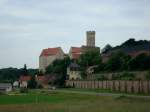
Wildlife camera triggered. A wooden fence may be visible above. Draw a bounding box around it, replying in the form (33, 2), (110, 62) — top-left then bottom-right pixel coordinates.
(66, 80), (150, 94)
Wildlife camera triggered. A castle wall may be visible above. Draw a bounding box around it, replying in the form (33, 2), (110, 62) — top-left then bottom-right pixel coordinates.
(66, 80), (150, 94)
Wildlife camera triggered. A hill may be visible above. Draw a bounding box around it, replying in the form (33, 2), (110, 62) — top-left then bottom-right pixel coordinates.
(102, 38), (150, 54)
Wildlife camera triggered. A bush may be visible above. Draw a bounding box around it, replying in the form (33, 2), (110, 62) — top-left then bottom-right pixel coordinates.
(28, 76), (37, 89)
(0, 91), (6, 95)
(20, 88), (28, 93)
(120, 72), (135, 80)
(145, 71), (150, 80)
(97, 74), (107, 80)
(64, 85), (73, 88)
(112, 73), (121, 80)
(37, 84), (43, 89)
(111, 72), (135, 80)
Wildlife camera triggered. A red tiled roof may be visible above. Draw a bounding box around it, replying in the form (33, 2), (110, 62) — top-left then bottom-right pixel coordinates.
(36, 75), (56, 84)
(71, 47), (82, 53)
(71, 47), (82, 59)
(36, 76), (45, 81)
(72, 53), (81, 59)
(19, 76), (31, 82)
(40, 47), (61, 57)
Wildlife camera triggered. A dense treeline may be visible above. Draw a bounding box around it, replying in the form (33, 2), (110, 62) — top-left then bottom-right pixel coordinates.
(100, 38), (150, 72)
(77, 51), (150, 80)
(0, 67), (38, 83)
(79, 51), (150, 72)
(104, 52), (150, 71)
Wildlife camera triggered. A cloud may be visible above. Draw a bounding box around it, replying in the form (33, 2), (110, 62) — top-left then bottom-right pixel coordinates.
(0, 0), (150, 68)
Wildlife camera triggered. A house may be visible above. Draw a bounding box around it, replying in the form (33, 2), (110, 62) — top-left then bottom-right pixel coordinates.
(19, 76), (31, 88)
(67, 63), (81, 80)
(13, 81), (19, 88)
(0, 83), (12, 92)
(39, 47), (65, 73)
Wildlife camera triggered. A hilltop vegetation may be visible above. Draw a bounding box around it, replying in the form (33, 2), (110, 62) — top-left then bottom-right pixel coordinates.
(102, 38), (150, 54)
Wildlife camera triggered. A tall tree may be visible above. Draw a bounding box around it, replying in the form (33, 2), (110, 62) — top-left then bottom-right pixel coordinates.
(102, 44), (112, 53)
(78, 50), (102, 78)
(128, 53), (150, 70)
(28, 76), (37, 89)
(22, 64), (28, 75)
(46, 57), (71, 86)
(78, 50), (101, 67)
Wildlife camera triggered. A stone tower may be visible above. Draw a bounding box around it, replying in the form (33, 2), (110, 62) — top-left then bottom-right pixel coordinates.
(86, 31), (95, 47)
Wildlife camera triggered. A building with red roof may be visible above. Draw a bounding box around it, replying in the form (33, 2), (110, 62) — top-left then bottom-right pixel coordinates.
(19, 76), (31, 82)
(39, 47), (64, 73)
(19, 75), (31, 88)
(68, 31), (100, 60)
(69, 47), (82, 60)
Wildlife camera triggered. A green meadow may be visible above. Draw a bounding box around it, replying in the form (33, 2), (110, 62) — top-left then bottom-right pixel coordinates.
(0, 90), (150, 112)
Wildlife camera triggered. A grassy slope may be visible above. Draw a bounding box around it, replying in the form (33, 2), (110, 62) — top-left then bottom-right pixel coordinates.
(0, 90), (150, 112)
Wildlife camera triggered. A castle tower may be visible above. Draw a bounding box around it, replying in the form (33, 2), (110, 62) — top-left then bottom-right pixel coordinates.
(86, 31), (95, 47)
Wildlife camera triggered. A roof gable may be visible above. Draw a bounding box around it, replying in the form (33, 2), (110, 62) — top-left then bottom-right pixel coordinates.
(40, 47), (61, 57)
(71, 47), (82, 53)
(70, 47), (82, 59)
(19, 76), (31, 82)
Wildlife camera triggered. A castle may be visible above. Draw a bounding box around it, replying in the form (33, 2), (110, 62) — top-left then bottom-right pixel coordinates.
(39, 31), (100, 73)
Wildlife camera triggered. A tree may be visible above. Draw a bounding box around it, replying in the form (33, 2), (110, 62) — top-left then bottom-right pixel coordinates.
(119, 72), (135, 80)
(78, 50), (101, 67)
(128, 53), (150, 70)
(78, 50), (102, 78)
(105, 51), (131, 71)
(145, 71), (150, 80)
(28, 76), (37, 89)
(22, 64), (28, 75)
(45, 57), (71, 87)
(0, 68), (22, 83)
(0, 67), (38, 83)
(122, 38), (136, 46)
(102, 44), (112, 53)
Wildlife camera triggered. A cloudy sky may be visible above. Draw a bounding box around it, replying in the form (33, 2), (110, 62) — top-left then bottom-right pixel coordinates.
(0, 0), (150, 69)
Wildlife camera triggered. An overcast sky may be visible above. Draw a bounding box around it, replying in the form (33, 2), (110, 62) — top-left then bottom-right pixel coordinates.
(0, 0), (150, 69)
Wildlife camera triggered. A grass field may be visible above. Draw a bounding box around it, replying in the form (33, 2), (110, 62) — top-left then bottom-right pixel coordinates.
(59, 88), (150, 95)
(0, 90), (150, 112)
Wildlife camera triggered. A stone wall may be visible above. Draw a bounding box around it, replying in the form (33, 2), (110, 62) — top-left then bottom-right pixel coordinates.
(66, 80), (150, 94)
(95, 71), (148, 80)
